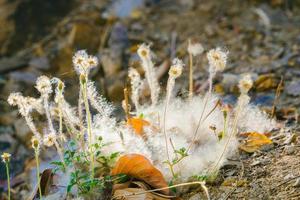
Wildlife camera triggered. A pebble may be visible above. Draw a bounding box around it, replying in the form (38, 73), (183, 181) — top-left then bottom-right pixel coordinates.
(189, 193), (202, 200)
(284, 145), (296, 155)
(284, 174), (294, 180)
(286, 80), (300, 96)
(14, 119), (32, 143)
(293, 178), (300, 187)
(251, 160), (261, 166)
(29, 56), (50, 71)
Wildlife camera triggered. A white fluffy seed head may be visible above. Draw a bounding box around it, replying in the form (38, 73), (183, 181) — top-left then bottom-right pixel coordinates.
(72, 50), (98, 75)
(7, 92), (22, 106)
(137, 43), (151, 59)
(1, 152), (11, 163)
(207, 47), (228, 72)
(43, 133), (56, 147)
(238, 74), (253, 94)
(35, 76), (52, 95)
(169, 58), (184, 79)
(31, 136), (40, 150)
(188, 41), (204, 56)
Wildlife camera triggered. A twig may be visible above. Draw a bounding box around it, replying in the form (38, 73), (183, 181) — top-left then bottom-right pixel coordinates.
(273, 175), (300, 189)
(112, 181), (210, 200)
(271, 77), (283, 118)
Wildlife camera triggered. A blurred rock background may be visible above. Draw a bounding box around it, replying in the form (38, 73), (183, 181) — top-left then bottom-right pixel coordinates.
(0, 0), (300, 198)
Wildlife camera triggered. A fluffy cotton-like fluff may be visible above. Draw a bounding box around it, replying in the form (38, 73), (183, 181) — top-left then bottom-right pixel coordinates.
(93, 115), (125, 155)
(121, 127), (153, 159)
(117, 94), (273, 182)
(92, 114), (152, 159)
(238, 105), (275, 133)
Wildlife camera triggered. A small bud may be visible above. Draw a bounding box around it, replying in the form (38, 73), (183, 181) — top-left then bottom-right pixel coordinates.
(58, 81), (64, 91)
(1, 152), (11, 163)
(31, 137), (40, 149)
(238, 74), (253, 94)
(188, 40), (204, 56)
(43, 134), (56, 147)
(207, 47), (228, 72)
(137, 43), (150, 59)
(168, 58), (184, 79)
(209, 125), (216, 131)
(80, 74), (86, 85)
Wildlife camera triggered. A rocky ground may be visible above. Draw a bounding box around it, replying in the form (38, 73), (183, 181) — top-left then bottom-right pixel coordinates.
(0, 0), (300, 199)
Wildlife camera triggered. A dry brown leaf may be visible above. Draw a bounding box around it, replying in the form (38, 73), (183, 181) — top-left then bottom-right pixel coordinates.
(30, 169), (54, 200)
(222, 178), (247, 187)
(111, 154), (169, 195)
(239, 132), (272, 153)
(127, 117), (150, 136)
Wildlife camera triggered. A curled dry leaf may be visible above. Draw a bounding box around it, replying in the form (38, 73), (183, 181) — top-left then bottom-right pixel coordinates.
(239, 132), (272, 153)
(111, 154), (169, 195)
(127, 117), (150, 136)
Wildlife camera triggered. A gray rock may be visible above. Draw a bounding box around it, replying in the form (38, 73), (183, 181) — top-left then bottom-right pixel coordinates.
(293, 178), (300, 187)
(29, 56), (50, 71)
(286, 80), (300, 96)
(284, 145), (296, 155)
(14, 119), (32, 143)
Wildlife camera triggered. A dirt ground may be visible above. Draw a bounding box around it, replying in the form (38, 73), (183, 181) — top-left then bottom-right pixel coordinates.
(0, 0), (300, 199)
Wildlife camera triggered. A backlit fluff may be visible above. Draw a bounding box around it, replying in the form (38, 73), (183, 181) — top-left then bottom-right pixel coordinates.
(1, 152), (11, 163)
(35, 76), (52, 96)
(238, 74), (253, 94)
(137, 43), (160, 105)
(207, 47), (228, 73)
(188, 41), (204, 56)
(169, 58), (184, 79)
(72, 50), (98, 75)
(128, 68), (143, 110)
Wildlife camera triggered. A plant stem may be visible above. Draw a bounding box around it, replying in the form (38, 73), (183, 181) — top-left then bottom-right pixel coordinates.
(35, 150), (42, 200)
(187, 71), (215, 152)
(163, 78), (174, 163)
(81, 80), (95, 179)
(189, 51), (193, 99)
(53, 139), (66, 169)
(123, 88), (130, 120)
(209, 97), (243, 174)
(5, 162), (10, 200)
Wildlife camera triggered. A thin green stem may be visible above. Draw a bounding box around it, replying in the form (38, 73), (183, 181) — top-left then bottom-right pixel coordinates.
(5, 162), (10, 200)
(35, 150), (42, 200)
(81, 80), (95, 178)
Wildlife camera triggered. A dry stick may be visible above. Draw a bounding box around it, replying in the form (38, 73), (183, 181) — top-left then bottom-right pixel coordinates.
(271, 77), (283, 118)
(273, 174), (300, 189)
(112, 181), (210, 200)
(188, 39), (193, 99)
(187, 72), (215, 152)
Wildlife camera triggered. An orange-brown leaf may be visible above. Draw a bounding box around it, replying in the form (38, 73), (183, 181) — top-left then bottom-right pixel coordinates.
(127, 118), (150, 136)
(239, 132), (272, 153)
(111, 154), (169, 195)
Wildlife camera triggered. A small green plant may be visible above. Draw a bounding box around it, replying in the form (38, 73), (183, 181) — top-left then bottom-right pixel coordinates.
(51, 136), (119, 197)
(1, 152), (11, 200)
